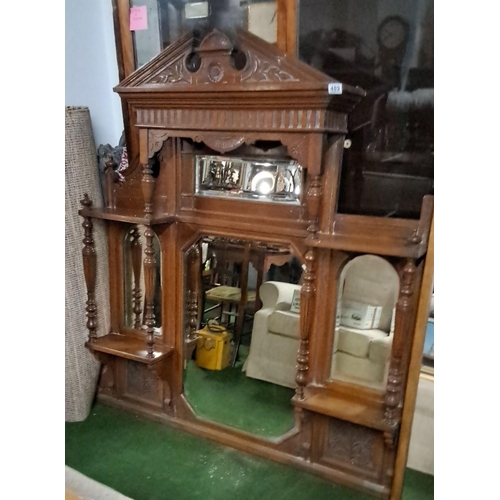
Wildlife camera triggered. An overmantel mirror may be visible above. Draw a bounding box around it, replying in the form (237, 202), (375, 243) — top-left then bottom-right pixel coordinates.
(80, 26), (433, 500)
(131, 0), (280, 68)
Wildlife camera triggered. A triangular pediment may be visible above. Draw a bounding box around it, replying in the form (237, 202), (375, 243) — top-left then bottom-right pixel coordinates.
(115, 29), (364, 100)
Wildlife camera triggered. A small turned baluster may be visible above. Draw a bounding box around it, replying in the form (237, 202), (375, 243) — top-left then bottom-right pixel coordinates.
(142, 161), (155, 218)
(306, 175), (322, 240)
(80, 194), (97, 343)
(187, 291), (198, 340)
(187, 245), (201, 341)
(130, 226), (143, 329)
(185, 245), (201, 363)
(143, 227), (157, 357)
(384, 258), (417, 426)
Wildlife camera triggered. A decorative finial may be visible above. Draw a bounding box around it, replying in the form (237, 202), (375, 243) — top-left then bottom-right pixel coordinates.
(80, 193), (93, 209)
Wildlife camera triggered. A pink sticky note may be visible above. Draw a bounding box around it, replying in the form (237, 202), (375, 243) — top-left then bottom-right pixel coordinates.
(130, 6), (148, 31)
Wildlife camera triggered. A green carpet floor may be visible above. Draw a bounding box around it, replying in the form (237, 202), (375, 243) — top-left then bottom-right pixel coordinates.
(65, 403), (433, 500)
(183, 345), (296, 438)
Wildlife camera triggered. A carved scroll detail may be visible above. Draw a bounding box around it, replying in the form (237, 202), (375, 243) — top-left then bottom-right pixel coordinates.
(384, 258), (417, 426)
(281, 135), (308, 168)
(130, 226), (143, 329)
(80, 194), (97, 344)
(150, 59), (192, 85)
(241, 53), (298, 83)
(143, 227), (157, 357)
(148, 130), (170, 159)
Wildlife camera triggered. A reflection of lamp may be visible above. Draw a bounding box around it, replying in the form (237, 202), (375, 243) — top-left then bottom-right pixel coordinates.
(257, 181), (272, 194)
(251, 171), (275, 194)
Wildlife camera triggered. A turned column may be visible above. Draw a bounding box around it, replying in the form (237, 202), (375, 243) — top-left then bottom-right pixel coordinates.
(185, 244), (201, 364)
(130, 226), (143, 329)
(140, 128), (156, 218)
(384, 258), (417, 426)
(296, 174), (322, 400)
(80, 194), (98, 343)
(143, 227), (157, 357)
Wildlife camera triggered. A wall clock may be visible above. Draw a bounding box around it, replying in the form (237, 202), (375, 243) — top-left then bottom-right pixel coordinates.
(377, 15), (409, 52)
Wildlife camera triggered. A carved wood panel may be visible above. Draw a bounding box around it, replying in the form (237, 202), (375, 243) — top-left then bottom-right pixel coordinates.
(326, 419), (377, 470)
(320, 417), (386, 484)
(124, 360), (163, 407)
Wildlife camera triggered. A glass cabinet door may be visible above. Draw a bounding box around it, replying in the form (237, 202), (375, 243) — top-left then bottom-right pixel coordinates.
(297, 0), (434, 219)
(131, 0), (278, 68)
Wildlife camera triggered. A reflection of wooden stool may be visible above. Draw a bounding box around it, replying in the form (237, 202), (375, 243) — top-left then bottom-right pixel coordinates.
(203, 241), (252, 367)
(201, 238), (294, 367)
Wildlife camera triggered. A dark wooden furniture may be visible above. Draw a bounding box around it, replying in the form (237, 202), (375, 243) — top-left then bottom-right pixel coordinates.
(80, 29), (433, 500)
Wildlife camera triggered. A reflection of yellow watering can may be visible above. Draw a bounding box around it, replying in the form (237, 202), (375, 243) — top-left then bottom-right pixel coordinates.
(195, 321), (232, 371)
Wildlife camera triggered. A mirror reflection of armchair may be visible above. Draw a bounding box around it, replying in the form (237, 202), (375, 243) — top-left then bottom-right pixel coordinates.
(244, 281), (301, 389)
(331, 255), (399, 388)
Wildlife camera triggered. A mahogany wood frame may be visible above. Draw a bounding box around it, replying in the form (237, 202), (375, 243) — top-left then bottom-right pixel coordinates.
(82, 27), (434, 500)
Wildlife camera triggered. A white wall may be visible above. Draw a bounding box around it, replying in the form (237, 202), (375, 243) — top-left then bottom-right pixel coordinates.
(65, 0), (124, 147)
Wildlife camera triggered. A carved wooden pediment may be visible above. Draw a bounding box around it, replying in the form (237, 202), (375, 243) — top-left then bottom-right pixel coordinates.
(114, 29), (364, 109)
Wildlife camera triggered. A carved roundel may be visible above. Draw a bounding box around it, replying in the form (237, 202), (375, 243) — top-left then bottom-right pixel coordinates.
(208, 62), (224, 83)
(201, 136), (245, 154)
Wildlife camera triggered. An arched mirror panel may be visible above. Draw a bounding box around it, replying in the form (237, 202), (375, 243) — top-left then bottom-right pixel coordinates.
(330, 254), (399, 390)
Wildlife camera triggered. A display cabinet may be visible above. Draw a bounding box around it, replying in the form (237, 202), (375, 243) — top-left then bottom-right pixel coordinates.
(80, 28), (433, 499)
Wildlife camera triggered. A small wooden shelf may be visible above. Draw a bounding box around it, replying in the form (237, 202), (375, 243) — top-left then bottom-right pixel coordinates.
(86, 333), (174, 364)
(79, 207), (177, 226)
(292, 389), (393, 433)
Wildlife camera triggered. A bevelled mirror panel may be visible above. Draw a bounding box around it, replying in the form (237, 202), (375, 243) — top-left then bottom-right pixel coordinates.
(194, 155), (303, 204)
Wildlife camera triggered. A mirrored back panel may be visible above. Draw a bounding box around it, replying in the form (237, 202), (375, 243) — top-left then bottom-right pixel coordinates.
(195, 155), (303, 204)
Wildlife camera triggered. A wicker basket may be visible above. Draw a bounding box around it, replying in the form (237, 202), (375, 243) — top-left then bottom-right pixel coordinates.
(65, 107), (110, 421)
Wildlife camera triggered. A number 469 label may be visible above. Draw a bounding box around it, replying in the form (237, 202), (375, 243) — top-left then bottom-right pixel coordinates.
(328, 82), (343, 95)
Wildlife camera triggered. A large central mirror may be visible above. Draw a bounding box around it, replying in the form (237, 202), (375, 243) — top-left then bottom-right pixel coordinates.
(182, 235), (304, 439)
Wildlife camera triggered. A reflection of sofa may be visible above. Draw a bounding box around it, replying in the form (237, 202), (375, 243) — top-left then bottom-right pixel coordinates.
(331, 326), (393, 384)
(331, 255), (399, 388)
(244, 281), (301, 388)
